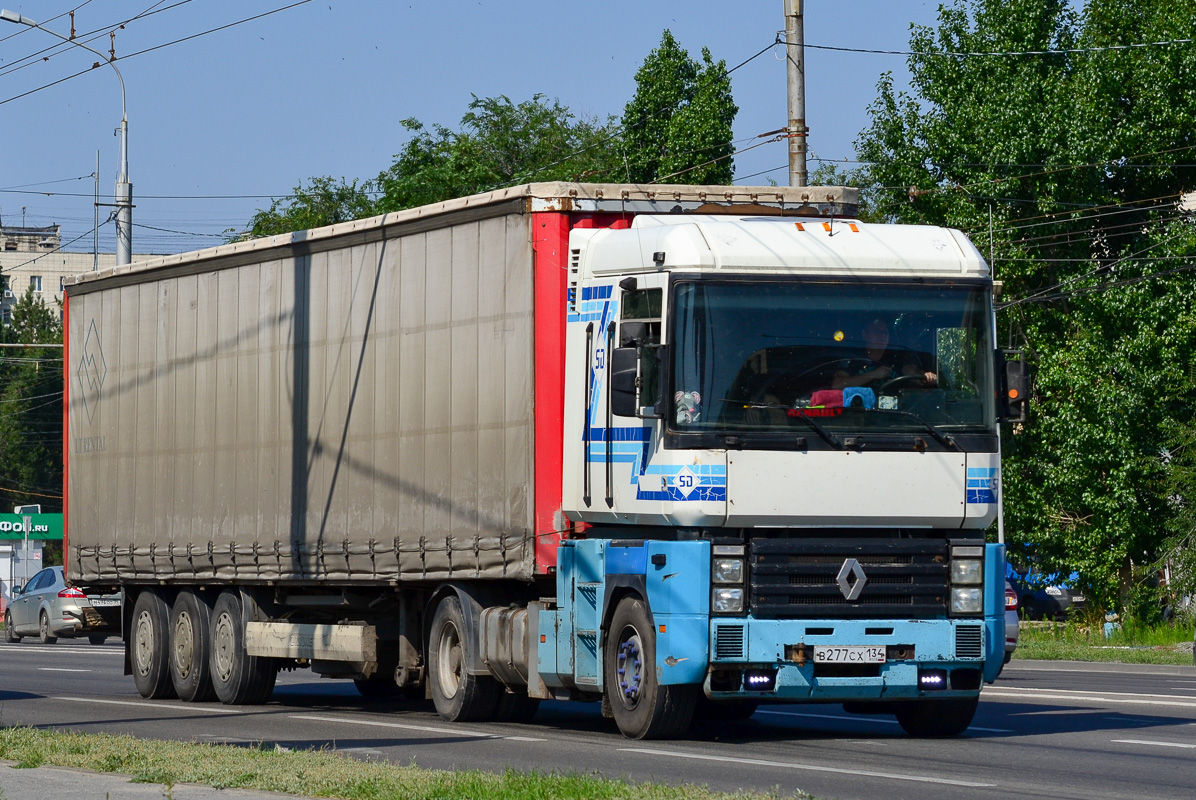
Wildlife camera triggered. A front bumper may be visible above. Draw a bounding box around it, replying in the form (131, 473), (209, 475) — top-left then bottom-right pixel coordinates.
(705, 616), (1001, 701)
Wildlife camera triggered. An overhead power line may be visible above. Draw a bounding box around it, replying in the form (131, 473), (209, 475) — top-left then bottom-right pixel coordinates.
(0, 0), (312, 108)
(789, 37), (1196, 58)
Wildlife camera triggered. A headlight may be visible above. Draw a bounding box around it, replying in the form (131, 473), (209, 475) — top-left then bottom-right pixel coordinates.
(712, 558), (744, 584)
(712, 587), (744, 613)
(951, 587), (983, 615)
(950, 559), (983, 585)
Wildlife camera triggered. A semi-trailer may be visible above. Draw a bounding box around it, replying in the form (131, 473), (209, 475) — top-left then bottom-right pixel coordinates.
(65, 182), (1015, 739)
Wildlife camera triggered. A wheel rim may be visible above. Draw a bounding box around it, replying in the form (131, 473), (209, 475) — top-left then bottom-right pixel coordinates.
(40, 613), (50, 639)
(615, 625), (644, 709)
(174, 611), (194, 678)
(212, 610), (236, 683)
(134, 609), (154, 676)
(436, 619), (463, 699)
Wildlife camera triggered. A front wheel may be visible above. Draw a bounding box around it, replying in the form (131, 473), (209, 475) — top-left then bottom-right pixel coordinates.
(38, 611), (58, 644)
(894, 696), (979, 737)
(4, 611), (19, 643)
(604, 597), (696, 739)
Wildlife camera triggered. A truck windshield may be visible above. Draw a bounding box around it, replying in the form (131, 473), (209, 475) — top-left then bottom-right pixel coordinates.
(669, 279), (995, 439)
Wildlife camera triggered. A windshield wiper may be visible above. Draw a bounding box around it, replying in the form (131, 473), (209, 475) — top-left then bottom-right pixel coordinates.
(874, 409), (957, 449)
(729, 400), (843, 449)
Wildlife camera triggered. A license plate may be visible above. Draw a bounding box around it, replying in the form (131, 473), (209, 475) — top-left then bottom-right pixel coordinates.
(1071, 595), (1085, 603)
(88, 599), (119, 607)
(813, 645), (886, 664)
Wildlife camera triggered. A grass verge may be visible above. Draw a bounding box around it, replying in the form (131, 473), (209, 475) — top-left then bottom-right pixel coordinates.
(1013, 620), (1195, 666)
(0, 726), (802, 800)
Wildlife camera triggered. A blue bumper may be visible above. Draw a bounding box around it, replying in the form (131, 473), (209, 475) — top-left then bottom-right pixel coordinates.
(706, 616), (992, 701)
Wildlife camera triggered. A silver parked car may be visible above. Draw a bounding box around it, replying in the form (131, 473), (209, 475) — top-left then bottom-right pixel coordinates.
(4, 566), (120, 644)
(1004, 579), (1020, 663)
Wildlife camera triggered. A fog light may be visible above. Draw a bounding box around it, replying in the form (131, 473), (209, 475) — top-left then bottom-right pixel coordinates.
(950, 559), (983, 585)
(951, 587), (983, 614)
(919, 668), (948, 690)
(713, 558), (744, 584)
(744, 668), (777, 692)
(713, 587), (744, 613)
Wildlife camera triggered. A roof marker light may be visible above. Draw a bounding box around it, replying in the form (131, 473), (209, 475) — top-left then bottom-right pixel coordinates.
(849, 223), (860, 232)
(794, 222), (805, 232)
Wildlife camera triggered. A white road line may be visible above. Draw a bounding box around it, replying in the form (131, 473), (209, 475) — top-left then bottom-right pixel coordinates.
(38, 668), (90, 673)
(984, 687), (1196, 709)
(290, 714), (543, 742)
(755, 709), (1013, 733)
(57, 697), (244, 715)
(620, 747), (996, 788)
(1113, 739), (1196, 750)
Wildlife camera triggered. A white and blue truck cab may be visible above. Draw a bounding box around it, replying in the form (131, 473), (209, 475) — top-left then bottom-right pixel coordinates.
(539, 210), (1017, 738)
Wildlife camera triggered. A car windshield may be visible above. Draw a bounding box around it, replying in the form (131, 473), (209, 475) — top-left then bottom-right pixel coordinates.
(669, 279), (995, 438)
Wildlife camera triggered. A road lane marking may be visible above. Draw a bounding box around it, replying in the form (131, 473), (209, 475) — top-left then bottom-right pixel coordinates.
(39, 668), (90, 673)
(1113, 739), (1196, 750)
(756, 709), (1013, 733)
(984, 687), (1196, 709)
(58, 697), (244, 714)
(289, 714), (544, 742)
(620, 747), (996, 787)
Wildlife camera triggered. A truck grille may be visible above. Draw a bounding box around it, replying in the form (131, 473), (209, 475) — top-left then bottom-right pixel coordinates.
(955, 625), (983, 659)
(714, 624), (746, 660)
(750, 538), (950, 619)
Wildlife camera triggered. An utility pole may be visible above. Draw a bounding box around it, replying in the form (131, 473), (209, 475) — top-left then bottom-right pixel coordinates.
(784, 0), (808, 187)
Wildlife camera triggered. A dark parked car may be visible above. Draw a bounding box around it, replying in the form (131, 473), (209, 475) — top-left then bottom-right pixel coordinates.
(1009, 574), (1087, 621)
(4, 566), (120, 644)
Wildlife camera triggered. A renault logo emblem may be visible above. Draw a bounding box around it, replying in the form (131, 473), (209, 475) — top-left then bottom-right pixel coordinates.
(836, 558), (868, 601)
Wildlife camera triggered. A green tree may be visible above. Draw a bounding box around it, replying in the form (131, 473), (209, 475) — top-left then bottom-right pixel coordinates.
(619, 30), (738, 185)
(241, 176), (377, 239)
(0, 287), (64, 513)
(853, 0), (1196, 614)
(376, 94), (620, 211)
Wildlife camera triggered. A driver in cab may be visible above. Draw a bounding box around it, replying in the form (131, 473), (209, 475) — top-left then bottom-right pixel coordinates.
(832, 317), (937, 391)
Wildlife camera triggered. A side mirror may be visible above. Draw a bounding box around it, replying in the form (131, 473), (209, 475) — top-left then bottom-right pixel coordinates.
(12, 584), (22, 596)
(610, 347), (639, 417)
(999, 351), (1028, 423)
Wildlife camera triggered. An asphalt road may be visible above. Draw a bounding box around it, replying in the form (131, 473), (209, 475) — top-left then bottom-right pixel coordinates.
(2, 639), (1195, 800)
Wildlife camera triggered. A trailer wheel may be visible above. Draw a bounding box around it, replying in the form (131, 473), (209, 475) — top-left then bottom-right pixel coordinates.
(605, 597), (696, 739)
(427, 595), (499, 721)
(170, 590), (215, 702)
(131, 590), (176, 699)
(894, 696), (979, 737)
(210, 591), (276, 705)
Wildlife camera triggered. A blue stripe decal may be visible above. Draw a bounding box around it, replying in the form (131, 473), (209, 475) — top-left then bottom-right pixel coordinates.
(966, 467), (998, 504)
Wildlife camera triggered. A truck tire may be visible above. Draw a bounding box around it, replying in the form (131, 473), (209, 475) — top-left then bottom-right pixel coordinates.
(894, 696), (979, 737)
(131, 590), (176, 699)
(38, 611), (58, 644)
(428, 595), (500, 722)
(4, 611), (20, 643)
(605, 597), (697, 739)
(210, 591), (276, 705)
(170, 590), (216, 702)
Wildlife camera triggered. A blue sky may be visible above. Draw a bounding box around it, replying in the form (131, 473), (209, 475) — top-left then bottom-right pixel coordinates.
(0, 1), (944, 255)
